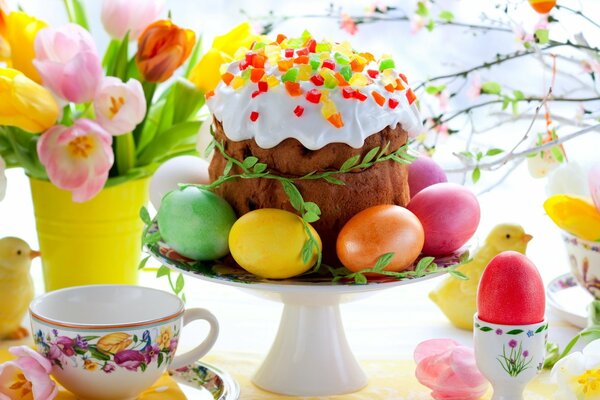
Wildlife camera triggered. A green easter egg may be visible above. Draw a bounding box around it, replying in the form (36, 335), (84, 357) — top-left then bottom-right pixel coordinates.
(157, 187), (237, 260)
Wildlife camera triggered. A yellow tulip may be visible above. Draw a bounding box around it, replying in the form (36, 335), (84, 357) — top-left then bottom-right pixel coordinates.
(189, 22), (260, 93)
(0, 10), (47, 82)
(189, 49), (234, 94)
(544, 195), (600, 241)
(0, 6), (8, 62)
(0, 68), (59, 133)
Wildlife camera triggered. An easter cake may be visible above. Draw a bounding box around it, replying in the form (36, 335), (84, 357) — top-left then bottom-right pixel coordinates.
(206, 32), (422, 265)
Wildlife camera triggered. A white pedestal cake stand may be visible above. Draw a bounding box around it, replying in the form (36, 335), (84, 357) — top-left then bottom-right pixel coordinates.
(148, 225), (464, 396)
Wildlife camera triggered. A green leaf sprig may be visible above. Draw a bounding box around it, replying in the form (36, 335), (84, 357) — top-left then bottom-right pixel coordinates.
(330, 251), (470, 285)
(139, 206), (186, 302)
(187, 128), (417, 275)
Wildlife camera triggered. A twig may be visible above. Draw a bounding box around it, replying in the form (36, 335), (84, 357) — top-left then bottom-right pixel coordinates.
(504, 89), (551, 156)
(556, 4), (600, 30)
(415, 42), (600, 91)
(445, 123), (600, 173)
(438, 96), (600, 126)
(242, 10), (513, 34)
(477, 158), (525, 196)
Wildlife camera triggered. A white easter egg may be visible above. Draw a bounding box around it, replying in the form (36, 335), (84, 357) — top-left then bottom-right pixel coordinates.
(149, 156), (210, 209)
(196, 115), (215, 160)
(546, 161), (589, 197)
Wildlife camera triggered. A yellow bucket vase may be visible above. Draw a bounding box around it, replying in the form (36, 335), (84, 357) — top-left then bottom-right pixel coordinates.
(30, 178), (149, 291)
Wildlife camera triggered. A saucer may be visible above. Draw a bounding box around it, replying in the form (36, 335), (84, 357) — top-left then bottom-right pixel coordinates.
(170, 361), (240, 399)
(547, 273), (593, 328)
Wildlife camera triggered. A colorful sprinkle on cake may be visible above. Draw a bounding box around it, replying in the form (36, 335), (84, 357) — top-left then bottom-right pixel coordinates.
(207, 30), (422, 151)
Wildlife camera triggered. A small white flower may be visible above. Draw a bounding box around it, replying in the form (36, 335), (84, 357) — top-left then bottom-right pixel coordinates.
(552, 339), (600, 399)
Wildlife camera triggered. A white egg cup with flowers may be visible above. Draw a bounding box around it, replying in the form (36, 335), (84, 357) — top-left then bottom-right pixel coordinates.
(0, 0), (208, 291)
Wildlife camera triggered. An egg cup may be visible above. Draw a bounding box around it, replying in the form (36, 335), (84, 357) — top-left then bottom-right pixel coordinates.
(473, 315), (548, 400)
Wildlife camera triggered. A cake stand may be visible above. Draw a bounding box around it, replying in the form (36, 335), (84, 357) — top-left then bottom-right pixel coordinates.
(147, 223), (466, 396)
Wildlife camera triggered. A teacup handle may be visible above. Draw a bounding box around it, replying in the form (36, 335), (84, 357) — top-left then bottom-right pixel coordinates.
(169, 308), (219, 370)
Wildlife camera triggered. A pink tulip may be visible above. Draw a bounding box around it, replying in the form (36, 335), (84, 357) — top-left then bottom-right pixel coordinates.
(101, 0), (165, 40)
(33, 23), (103, 103)
(94, 77), (146, 135)
(0, 346), (58, 400)
(414, 339), (488, 400)
(37, 119), (114, 203)
(590, 164), (600, 214)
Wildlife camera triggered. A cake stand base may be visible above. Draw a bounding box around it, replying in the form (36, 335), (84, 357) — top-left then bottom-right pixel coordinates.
(148, 224), (467, 396)
(252, 298), (367, 396)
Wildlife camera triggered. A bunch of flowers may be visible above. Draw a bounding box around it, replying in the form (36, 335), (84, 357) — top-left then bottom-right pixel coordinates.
(0, 0), (234, 202)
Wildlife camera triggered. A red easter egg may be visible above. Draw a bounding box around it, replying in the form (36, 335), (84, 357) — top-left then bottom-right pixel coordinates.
(477, 251), (545, 325)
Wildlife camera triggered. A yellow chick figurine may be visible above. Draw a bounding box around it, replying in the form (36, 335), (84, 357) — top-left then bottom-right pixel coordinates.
(429, 224), (532, 330)
(0, 237), (40, 340)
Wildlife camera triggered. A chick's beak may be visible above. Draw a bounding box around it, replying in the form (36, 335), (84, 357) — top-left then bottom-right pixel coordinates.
(29, 250), (41, 260)
(523, 234), (533, 244)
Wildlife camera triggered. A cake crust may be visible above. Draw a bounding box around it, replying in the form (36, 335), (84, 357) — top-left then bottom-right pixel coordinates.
(209, 117), (410, 266)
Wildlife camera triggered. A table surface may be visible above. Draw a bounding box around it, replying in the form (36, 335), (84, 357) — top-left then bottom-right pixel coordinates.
(0, 154), (593, 398)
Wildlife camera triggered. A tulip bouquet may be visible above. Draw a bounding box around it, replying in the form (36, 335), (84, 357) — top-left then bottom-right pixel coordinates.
(0, 0), (211, 202)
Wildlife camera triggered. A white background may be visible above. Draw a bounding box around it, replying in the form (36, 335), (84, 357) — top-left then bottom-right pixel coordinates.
(2, 0), (598, 359)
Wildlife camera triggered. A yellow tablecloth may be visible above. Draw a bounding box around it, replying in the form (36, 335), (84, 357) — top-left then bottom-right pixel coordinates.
(201, 353), (558, 400)
(0, 348), (186, 399)
(0, 347), (558, 399)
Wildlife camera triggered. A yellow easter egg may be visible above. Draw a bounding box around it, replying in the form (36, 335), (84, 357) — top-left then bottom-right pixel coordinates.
(544, 195), (600, 241)
(228, 208), (321, 279)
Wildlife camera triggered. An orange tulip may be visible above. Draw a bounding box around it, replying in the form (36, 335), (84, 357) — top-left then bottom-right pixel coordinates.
(136, 19), (195, 83)
(528, 0), (556, 14)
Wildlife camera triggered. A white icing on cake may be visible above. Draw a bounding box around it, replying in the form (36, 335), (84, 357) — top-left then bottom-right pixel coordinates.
(206, 37), (423, 151)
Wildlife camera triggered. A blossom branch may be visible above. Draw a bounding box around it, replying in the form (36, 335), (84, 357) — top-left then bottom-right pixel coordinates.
(555, 4), (600, 30)
(415, 42), (600, 91)
(434, 95), (600, 126)
(241, 9), (513, 34)
(445, 123), (600, 173)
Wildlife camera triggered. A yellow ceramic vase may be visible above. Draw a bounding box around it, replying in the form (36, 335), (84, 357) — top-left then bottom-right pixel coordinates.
(30, 178), (150, 291)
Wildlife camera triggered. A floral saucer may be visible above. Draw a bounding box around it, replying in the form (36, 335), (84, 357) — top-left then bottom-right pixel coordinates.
(547, 273), (592, 328)
(170, 361), (240, 399)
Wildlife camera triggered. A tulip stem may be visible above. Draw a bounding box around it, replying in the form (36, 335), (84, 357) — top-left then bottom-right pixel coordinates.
(63, 0), (90, 31)
(133, 82), (157, 144)
(115, 133), (136, 176)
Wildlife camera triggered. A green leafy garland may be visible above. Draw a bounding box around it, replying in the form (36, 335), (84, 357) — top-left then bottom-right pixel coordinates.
(181, 129), (468, 282)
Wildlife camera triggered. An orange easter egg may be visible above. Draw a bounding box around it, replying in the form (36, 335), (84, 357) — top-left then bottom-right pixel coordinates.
(336, 205), (424, 273)
(528, 0), (556, 14)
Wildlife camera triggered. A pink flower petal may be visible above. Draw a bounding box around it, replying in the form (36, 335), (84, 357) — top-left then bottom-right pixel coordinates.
(71, 171), (109, 203)
(415, 339), (488, 400)
(34, 24), (102, 103)
(450, 347), (488, 388)
(9, 347), (52, 374)
(101, 0), (165, 39)
(414, 338), (460, 364)
(93, 77), (146, 135)
(37, 119), (114, 202)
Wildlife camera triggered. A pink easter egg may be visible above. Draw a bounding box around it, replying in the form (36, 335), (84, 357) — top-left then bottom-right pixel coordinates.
(408, 156), (448, 198)
(407, 183), (480, 256)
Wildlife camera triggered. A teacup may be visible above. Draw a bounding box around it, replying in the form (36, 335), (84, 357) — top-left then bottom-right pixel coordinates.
(29, 285), (219, 400)
(562, 230), (600, 298)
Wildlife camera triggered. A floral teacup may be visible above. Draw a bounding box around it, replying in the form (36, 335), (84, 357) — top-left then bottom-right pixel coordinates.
(562, 230), (600, 299)
(29, 285), (219, 400)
